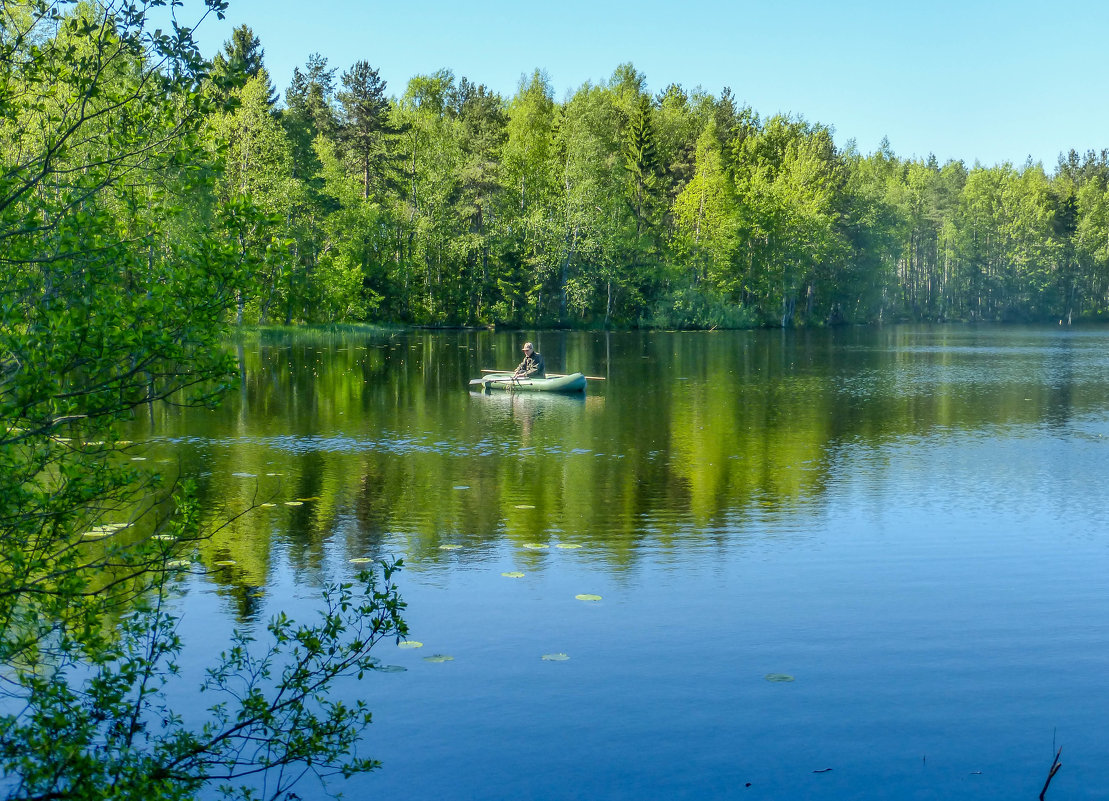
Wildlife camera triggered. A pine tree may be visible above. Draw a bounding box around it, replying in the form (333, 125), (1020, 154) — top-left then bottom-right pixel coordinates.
(337, 61), (405, 200)
(211, 24), (278, 107)
(284, 53), (340, 180)
(624, 92), (660, 236)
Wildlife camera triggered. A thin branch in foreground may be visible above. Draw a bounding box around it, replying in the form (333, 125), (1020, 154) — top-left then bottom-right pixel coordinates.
(1039, 746), (1062, 801)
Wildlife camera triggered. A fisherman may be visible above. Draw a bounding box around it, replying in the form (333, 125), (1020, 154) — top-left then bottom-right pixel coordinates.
(513, 342), (545, 379)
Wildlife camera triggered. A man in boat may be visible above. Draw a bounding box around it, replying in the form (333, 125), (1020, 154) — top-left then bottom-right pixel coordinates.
(514, 342), (545, 379)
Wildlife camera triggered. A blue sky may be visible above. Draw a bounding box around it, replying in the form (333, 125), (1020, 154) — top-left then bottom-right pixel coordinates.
(187, 0), (1109, 170)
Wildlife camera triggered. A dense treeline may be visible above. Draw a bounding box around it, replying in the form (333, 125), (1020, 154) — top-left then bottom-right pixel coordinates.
(0, 2), (1102, 796)
(207, 26), (1109, 328)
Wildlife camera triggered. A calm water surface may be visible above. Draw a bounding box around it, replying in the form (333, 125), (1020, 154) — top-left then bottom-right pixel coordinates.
(131, 326), (1109, 800)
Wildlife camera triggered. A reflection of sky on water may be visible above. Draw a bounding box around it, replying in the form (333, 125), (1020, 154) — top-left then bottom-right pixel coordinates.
(141, 326), (1109, 801)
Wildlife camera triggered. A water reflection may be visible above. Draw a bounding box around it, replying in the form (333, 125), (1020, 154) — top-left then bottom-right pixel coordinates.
(127, 325), (1109, 614)
(119, 326), (1109, 801)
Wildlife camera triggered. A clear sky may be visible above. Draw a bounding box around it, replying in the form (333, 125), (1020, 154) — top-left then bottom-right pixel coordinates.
(185, 0), (1109, 170)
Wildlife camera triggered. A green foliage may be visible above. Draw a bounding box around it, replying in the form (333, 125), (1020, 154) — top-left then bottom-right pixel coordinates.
(337, 61), (405, 202)
(0, 3), (408, 798)
(172, 36), (1109, 328)
(1, 546), (406, 801)
(672, 120), (736, 288)
(623, 92), (661, 236)
(640, 286), (756, 329)
(210, 24), (277, 107)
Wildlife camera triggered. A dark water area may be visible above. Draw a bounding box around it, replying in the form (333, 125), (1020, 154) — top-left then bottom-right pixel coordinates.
(129, 325), (1109, 800)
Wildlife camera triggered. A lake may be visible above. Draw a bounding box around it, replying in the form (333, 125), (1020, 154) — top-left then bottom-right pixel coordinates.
(130, 325), (1109, 800)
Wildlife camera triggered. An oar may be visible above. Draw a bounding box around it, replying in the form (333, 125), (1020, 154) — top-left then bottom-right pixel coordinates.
(470, 374), (529, 386)
(480, 368), (606, 380)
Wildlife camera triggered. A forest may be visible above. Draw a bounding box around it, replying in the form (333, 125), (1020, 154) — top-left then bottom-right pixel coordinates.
(0, 1), (1106, 796)
(198, 27), (1109, 329)
(8, 8), (1109, 331)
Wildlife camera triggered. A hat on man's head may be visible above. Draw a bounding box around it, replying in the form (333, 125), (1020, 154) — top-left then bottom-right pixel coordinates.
(522, 342), (534, 351)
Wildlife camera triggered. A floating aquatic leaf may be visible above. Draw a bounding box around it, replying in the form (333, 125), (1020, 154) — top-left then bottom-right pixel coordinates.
(555, 543), (582, 550)
(575, 594), (602, 602)
(423, 654), (454, 663)
(130, 456), (146, 461)
(260, 502), (277, 508)
(375, 664), (407, 673)
(439, 544), (463, 550)
(522, 543), (549, 550)
(266, 472), (282, 476)
(214, 560), (236, 566)
(765, 673), (795, 682)
(284, 501), (303, 506)
(82, 522), (129, 538)
(514, 504), (535, 509)
(541, 653), (570, 661)
(501, 571), (525, 578)
(348, 557), (373, 564)
(453, 485), (470, 490)
(231, 472), (255, 477)
(397, 641), (423, 649)
(296, 496), (320, 502)
(165, 559), (191, 569)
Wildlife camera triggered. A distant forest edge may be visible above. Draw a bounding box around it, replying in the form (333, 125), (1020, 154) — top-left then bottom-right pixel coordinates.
(22, 15), (1109, 328)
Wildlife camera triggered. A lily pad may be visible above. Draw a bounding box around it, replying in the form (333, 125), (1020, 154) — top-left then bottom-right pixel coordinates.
(453, 485), (470, 490)
(438, 544), (463, 550)
(522, 543), (549, 550)
(259, 502), (277, 508)
(82, 522), (129, 538)
(214, 560), (236, 566)
(348, 557), (373, 564)
(765, 673), (795, 683)
(501, 571), (525, 578)
(555, 543), (582, 550)
(284, 501), (303, 507)
(397, 640), (423, 649)
(541, 653), (570, 661)
(423, 654), (454, 663)
(575, 594), (602, 602)
(375, 664), (407, 673)
(514, 504), (536, 509)
(296, 496), (320, 502)
(130, 456), (147, 461)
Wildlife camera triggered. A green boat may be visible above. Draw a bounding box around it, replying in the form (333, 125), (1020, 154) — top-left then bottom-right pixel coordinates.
(469, 372), (587, 393)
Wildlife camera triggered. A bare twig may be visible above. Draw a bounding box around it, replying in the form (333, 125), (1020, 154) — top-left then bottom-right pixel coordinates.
(1039, 746), (1062, 801)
